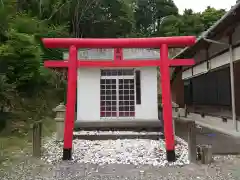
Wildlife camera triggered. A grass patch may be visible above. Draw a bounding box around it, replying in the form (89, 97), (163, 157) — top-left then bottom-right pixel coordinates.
(0, 117), (56, 168)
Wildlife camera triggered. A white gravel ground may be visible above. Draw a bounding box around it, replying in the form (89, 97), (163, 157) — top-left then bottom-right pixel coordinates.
(2, 130), (240, 180)
(41, 131), (189, 167)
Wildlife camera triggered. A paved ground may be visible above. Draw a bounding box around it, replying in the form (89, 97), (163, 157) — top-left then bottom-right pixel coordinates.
(175, 121), (240, 154)
(1, 155), (240, 180)
(1, 122), (240, 179)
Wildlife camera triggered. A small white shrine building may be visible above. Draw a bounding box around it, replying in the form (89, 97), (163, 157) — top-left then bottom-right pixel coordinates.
(63, 48), (161, 126)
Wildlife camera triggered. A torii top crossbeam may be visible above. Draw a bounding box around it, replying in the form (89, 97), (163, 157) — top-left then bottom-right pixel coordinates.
(42, 36), (196, 162)
(42, 36), (195, 48)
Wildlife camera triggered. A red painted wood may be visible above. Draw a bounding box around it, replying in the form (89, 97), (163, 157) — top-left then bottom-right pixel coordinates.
(44, 59), (195, 68)
(42, 37), (196, 161)
(42, 36), (196, 48)
(160, 44), (175, 152)
(44, 60), (160, 67)
(63, 45), (78, 149)
(114, 48), (123, 62)
(78, 60), (161, 67)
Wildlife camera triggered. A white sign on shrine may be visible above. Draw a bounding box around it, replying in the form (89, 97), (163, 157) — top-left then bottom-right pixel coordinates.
(63, 48), (160, 60)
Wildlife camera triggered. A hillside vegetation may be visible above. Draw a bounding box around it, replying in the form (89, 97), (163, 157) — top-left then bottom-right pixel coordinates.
(0, 0), (230, 135)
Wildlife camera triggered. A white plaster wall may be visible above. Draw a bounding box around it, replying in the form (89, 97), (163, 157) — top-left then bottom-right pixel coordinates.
(233, 45), (240, 61)
(182, 68), (192, 80)
(192, 62), (208, 76)
(135, 67), (158, 120)
(210, 51), (230, 69)
(76, 67), (158, 121)
(77, 68), (100, 121)
(232, 23), (240, 46)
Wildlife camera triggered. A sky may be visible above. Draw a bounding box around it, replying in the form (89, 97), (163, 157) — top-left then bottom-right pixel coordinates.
(174, 0), (237, 14)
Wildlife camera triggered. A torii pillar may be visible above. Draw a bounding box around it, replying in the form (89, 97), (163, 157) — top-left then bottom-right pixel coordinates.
(42, 36), (196, 162)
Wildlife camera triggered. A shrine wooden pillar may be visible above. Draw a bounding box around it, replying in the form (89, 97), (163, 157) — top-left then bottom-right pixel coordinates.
(62, 45), (78, 160)
(160, 44), (175, 161)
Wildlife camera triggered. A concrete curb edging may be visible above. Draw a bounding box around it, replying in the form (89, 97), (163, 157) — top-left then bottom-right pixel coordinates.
(195, 121), (240, 138)
(174, 116), (240, 138)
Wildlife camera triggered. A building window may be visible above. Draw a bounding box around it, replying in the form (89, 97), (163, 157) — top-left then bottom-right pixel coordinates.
(100, 69), (135, 118)
(100, 79), (117, 117)
(135, 70), (141, 105)
(118, 78), (135, 117)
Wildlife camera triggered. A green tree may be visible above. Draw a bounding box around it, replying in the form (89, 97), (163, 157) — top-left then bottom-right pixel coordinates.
(180, 9), (204, 36)
(201, 6), (226, 30)
(157, 9), (204, 37)
(0, 0), (233, 133)
(134, 0), (178, 36)
(78, 0), (135, 38)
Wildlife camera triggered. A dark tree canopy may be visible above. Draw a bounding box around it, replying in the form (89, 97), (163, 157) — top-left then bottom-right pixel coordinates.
(0, 0), (227, 123)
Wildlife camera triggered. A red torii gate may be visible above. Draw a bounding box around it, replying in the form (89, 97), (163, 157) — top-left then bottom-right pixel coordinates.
(42, 36), (196, 162)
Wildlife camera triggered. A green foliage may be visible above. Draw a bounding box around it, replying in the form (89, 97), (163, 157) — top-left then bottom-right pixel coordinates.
(0, 75), (15, 110)
(135, 0), (178, 36)
(0, 0), (228, 133)
(0, 8), (8, 39)
(201, 6), (226, 30)
(1, 29), (42, 93)
(156, 7), (225, 37)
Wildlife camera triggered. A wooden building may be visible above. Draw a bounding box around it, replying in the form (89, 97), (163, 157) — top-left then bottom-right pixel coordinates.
(171, 2), (240, 131)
